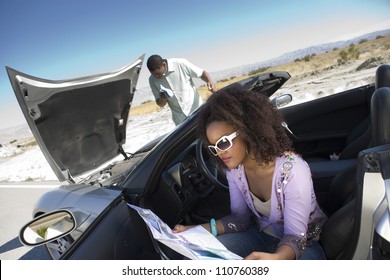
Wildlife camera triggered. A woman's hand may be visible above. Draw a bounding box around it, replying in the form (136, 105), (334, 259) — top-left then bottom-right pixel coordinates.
(171, 224), (194, 233)
(244, 245), (295, 260)
(244, 252), (280, 260)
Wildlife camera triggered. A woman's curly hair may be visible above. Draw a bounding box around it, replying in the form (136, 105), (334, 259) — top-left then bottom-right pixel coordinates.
(197, 84), (292, 166)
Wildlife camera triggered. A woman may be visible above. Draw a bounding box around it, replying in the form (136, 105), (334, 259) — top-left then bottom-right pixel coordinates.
(173, 85), (328, 260)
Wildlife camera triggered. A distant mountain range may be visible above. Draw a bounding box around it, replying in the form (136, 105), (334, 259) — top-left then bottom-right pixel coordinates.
(134, 28), (390, 106)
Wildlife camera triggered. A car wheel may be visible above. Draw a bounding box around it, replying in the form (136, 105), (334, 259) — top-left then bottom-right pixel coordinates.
(45, 235), (74, 260)
(195, 139), (229, 190)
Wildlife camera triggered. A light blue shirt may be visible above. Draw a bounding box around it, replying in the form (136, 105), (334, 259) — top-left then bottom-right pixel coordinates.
(149, 58), (204, 125)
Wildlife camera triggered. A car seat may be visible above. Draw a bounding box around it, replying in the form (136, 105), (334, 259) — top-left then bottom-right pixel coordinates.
(319, 164), (357, 259)
(319, 85), (390, 259)
(338, 64), (390, 159)
(307, 64), (390, 163)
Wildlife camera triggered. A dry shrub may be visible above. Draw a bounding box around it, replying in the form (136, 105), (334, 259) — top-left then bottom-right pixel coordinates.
(129, 101), (161, 116)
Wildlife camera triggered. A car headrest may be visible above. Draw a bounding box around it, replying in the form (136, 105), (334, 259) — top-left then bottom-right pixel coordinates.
(376, 64), (390, 89)
(371, 87), (390, 147)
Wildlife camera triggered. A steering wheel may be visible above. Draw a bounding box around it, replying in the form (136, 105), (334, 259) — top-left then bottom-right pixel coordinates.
(195, 139), (229, 191)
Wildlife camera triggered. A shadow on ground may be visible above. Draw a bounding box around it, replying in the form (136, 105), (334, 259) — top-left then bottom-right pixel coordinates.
(0, 236), (50, 260)
(0, 236), (23, 254)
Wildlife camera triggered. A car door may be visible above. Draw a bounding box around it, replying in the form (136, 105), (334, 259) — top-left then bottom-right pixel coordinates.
(59, 197), (166, 260)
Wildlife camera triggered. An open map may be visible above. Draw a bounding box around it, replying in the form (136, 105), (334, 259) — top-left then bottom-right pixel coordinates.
(128, 204), (242, 260)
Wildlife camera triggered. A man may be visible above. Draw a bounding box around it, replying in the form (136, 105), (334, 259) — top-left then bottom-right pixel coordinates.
(147, 54), (215, 125)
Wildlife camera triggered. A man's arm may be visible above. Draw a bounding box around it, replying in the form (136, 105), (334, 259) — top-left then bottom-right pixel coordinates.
(200, 70), (216, 92)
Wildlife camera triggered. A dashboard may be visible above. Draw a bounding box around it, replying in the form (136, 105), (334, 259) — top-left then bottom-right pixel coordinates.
(147, 141), (229, 227)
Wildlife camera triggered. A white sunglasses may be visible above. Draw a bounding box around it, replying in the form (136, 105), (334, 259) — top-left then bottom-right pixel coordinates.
(208, 131), (238, 156)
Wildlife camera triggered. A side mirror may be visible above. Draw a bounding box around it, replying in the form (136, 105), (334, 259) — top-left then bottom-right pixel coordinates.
(271, 94), (292, 108)
(19, 210), (76, 246)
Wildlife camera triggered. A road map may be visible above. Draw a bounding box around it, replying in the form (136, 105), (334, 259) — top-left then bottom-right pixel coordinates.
(128, 204), (242, 260)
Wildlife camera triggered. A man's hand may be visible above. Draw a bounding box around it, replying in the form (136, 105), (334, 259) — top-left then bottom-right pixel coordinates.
(156, 94), (168, 107)
(207, 82), (216, 93)
(159, 91), (167, 99)
(201, 70), (216, 93)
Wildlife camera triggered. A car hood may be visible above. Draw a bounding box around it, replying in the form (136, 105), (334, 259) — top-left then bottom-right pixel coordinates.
(6, 55), (144, 182)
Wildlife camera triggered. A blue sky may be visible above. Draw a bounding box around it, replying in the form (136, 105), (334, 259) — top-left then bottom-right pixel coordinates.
(0, 0), (389, 129)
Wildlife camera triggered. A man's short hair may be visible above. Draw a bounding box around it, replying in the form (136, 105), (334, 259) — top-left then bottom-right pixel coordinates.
(147, 55), (165, 72)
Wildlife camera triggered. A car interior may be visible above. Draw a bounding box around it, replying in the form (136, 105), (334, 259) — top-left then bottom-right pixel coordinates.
(60, 64), (390, 260)
(318, 82), (390, 259)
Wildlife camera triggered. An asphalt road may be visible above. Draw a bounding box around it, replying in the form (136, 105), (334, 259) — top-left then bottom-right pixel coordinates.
(0, 182), (60, 260)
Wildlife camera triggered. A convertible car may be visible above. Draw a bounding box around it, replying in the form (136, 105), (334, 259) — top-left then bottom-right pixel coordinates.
(6, 55), (390, 260)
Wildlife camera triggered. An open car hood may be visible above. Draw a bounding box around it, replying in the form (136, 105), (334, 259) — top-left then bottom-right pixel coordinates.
(6, 55), (144, 182)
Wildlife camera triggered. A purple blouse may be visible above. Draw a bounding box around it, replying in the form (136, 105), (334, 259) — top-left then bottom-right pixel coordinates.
(220, 152), (327, 259)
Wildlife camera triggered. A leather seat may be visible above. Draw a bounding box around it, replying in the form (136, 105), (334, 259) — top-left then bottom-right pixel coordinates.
(319, 165), (356, 259)
(375, 64), (390, 91)
(308, 64), (390, 163)
(319, 84), (390, 259)
(338, 64), (390, 159)
(370, 86), (390, 147)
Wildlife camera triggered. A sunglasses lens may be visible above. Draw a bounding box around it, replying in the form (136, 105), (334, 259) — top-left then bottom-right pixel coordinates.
(217, 138), (231, 151)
